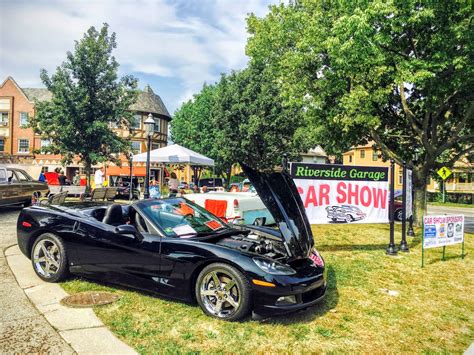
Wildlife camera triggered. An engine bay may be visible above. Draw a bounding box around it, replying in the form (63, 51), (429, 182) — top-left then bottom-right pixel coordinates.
(216, 232), (287, 261)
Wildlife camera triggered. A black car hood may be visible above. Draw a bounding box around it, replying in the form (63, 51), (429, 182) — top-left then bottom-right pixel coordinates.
(241, 163), (314, 260)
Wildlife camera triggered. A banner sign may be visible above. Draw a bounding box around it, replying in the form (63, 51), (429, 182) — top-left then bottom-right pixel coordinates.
(423, 215), (464, 249)
(406, 169), (413, 218)
(291, 163), (389, 224)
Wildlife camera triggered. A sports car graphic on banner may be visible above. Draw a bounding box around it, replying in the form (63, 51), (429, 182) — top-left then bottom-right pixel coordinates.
(291, 163), (389, 224)
(326, 205), (367, 223)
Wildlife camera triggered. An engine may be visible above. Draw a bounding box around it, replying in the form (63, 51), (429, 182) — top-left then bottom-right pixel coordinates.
(216, 233), (286, 260)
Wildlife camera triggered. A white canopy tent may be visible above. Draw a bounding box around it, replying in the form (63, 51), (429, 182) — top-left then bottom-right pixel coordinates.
(133, 144), (214, 166)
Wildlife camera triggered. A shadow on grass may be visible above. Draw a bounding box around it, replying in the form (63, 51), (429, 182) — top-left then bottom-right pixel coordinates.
(257, 265), (338, 325)
(62, 266), (338, 325)
(319, 243), (389, 252)
(424, 252), (467, 266)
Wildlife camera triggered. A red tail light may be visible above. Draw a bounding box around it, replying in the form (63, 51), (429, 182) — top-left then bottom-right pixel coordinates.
(22, 221), (32, 228)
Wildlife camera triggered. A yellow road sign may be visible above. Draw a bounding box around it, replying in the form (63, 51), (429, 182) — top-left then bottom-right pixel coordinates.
(437, 166), (452, 180)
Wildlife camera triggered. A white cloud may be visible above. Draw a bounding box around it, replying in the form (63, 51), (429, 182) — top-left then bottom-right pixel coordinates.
(0, 0), (278, 110)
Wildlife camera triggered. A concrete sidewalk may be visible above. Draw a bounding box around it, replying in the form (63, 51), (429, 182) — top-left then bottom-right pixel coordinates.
(5, 245), (136, 354)
(0, 208), (135, 354)
(0, 208), (73, 353)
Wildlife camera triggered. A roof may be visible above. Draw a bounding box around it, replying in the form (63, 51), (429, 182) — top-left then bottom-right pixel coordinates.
(301, 146), (328, 158)
(22, 88), (53, 102)
(130, 85), (171, 119)
(20, 83), (171, 119)
(343, 141), (375, 155)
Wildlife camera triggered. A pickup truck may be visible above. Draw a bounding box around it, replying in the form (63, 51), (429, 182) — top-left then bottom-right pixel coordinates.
(0, 166), (49, 207)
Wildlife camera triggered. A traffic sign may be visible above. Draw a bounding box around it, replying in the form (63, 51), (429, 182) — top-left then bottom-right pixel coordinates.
(437, 166), (452, 180)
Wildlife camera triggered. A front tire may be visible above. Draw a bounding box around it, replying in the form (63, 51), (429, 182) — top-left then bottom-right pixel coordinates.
(31, 233), (69, 282)
(395, 209), (403, 221)
(345, 214), (354, 223)
(195, 263), (251, 321)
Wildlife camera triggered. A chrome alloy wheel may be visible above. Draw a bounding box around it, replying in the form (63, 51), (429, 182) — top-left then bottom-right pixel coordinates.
(200, 270), (240, 318)
(32, 239), (61, 278)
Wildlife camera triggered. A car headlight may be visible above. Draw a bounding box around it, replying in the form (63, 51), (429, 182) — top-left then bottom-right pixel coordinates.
(253, 257), (296, 275)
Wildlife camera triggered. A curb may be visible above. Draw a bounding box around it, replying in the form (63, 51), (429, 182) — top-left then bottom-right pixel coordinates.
(5, 245), (137, 355)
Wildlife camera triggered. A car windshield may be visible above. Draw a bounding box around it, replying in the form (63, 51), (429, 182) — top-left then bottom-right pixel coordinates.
(140, 198), (229, 238)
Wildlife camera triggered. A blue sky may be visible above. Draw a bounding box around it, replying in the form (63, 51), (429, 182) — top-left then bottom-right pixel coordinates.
(0, 0), (279, 114)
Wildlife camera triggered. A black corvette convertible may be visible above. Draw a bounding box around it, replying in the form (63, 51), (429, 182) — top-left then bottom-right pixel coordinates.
(17, 166), (326, 321)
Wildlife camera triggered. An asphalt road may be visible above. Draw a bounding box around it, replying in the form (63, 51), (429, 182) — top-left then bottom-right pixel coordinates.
(427, 205), (474, 234)
(0, 207), (73, 353)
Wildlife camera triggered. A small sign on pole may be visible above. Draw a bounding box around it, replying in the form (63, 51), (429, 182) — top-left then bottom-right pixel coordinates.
(437, 166), (452, 180)
(422, 214), (465, 267)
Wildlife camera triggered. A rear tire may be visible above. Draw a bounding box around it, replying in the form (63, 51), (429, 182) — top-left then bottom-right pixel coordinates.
(195, 263), (251, 321)
(31, 233), (69, 282)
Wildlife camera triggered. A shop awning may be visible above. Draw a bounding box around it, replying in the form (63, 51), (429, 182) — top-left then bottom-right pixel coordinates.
(106, 166), (147, 177)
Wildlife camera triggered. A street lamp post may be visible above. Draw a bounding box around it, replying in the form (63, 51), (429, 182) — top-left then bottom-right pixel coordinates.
(143, 113), (155, 199)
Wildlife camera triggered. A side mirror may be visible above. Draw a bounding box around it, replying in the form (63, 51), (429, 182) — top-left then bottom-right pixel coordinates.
(115, 224), (141, 240)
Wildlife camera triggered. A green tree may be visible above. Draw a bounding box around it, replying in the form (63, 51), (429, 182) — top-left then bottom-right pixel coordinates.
(30, 24), (138, 189)
(171, 66), (307, 183)
(171, 83), (234, 182)
(213, 66), (307, 172)
(247, 0), (473, 223)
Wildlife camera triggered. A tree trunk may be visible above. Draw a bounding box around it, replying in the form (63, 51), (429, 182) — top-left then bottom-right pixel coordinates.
(413, 167), (429, 226)
(224, 166), (232, 187)
(85, 160), (92, 194)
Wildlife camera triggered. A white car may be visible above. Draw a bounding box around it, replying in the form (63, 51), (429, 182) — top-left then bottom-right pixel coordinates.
(184, 191), (275, 225)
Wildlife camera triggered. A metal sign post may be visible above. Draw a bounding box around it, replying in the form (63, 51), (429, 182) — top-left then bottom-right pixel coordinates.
(386, 160), (397, 256)
(400, 161), (409, 252)
(437, 166), (452, 204)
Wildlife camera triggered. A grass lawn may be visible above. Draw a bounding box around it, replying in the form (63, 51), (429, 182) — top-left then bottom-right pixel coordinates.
(61, 224), (473, 353)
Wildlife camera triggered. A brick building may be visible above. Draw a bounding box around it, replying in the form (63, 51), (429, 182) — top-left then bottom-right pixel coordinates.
(0, 76), (171, 183)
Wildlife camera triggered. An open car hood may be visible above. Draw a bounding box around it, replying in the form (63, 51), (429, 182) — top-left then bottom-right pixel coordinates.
(241, 163), (314, 260)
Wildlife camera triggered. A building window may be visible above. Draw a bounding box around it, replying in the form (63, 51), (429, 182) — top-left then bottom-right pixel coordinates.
(398, 171), (403, 185)
(0, 112), (8, 126)
(151, 143), (160, 150)
(0, 138), (4, 152)
(131, 141), (141, 153)
(372, 149), (378, 161)
(18, 139), (30, 154)
(19, 112), (29, 126)
(40, 139), (51, 152)
(131, 114), (142, 130)
(349, 155), (353, 163)
(360, 150), (365, 159)
(0, 98), (10, 110)
(154, 118), (160, 133)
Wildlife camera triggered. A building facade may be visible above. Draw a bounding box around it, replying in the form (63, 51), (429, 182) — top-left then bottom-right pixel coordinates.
(342, 142), (404, 190)
(0, 76), (171, 183)
(343, 141), (473, 193)
(301, 146), (329, 164)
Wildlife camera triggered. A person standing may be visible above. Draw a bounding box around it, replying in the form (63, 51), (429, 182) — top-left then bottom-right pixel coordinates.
(94, 167), (104, 188)
(168, 172), (179, 194)
(38, 167), (46, 183)
(58, 170), (67, 185)
(72, 171), (80, 186)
